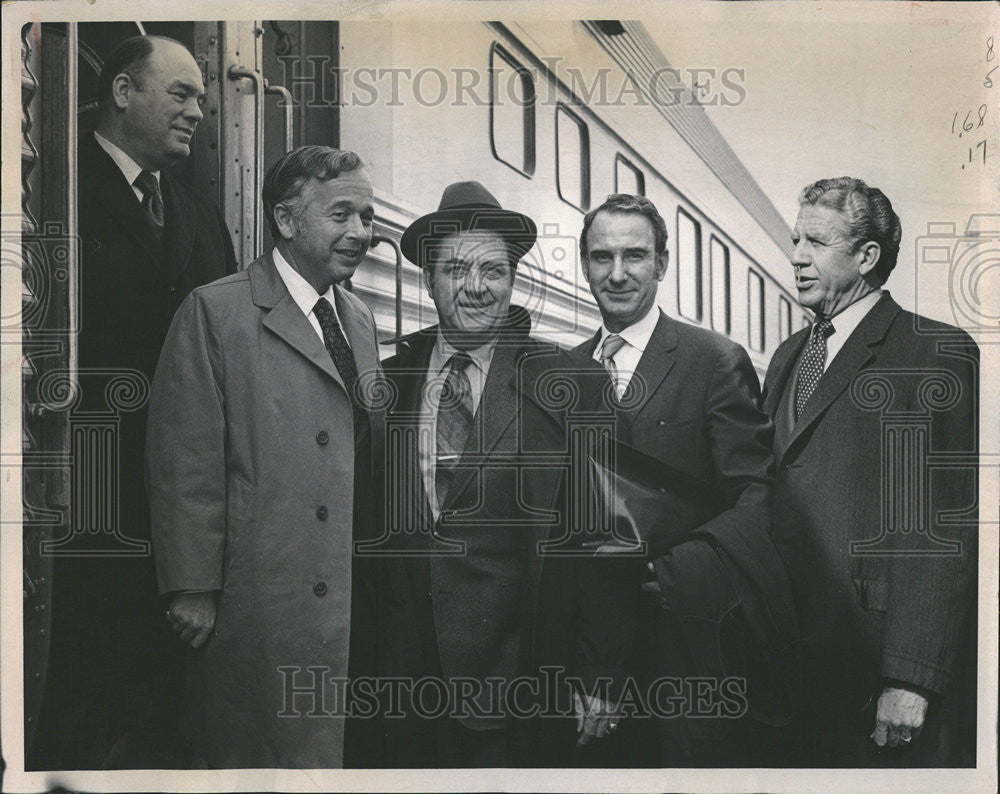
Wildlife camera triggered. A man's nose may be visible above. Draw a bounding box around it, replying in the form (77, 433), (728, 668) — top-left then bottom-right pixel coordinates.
(608, 256), (628, 282)
(791, 240), (809, 268)
(343, 213), (367, 239)
(184, 99), (204, 124)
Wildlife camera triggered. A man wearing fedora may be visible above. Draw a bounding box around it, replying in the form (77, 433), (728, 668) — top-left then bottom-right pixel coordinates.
(375, 182), (615, 766)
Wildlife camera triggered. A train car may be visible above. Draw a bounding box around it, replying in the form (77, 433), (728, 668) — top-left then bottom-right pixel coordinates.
(17, 17), (805, 767)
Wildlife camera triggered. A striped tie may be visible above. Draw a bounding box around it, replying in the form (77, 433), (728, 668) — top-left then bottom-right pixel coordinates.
(599, 333), (627, 396)
(435, 352), (474, 510)
(134, 170), (165, 228)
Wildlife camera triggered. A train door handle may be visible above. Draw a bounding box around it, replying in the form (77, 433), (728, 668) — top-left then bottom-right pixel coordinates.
(264, 79), (294, 154)
(228, 64), (265, 255)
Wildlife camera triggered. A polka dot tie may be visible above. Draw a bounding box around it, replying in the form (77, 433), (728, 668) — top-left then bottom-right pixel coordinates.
(599, 333), (627, 395)
(794, 318), (835, 420)
(313, 298), (359, 401)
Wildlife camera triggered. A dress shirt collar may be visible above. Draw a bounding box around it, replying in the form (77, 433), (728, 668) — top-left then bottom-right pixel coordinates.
(94, 131), (159, 188)
(819, 289), (883, 341)
(428, 330), (497, 381)
(597, 302), (660, 356)
(271, 246), (343, 327)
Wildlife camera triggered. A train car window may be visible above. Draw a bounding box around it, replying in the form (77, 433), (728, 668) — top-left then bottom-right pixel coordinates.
(555, 103), (591, 211)
(489, 43), (536, 177)
(747, 269), (765, 352)
(614, 153), (645, 196)
(779, 295), (792, 340)
(676, 207), (703, 322)
(709, 235), (731, 335)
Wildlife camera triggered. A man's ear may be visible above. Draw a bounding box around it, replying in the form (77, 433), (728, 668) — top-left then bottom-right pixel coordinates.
(111, 73), (133, 110)
(421, 265), (435, 300)
(272, 204), (296, 241)
(580, 254), (592, 285)
(856, 240), (881, 277)
(655, 251), (669, 281)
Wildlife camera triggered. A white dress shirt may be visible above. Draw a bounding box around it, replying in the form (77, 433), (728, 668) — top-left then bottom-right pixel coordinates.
(271, 246), (349, 346)
(819, 289), (883, 371)
(94, 131), (159, 204)
(419, 333), (497, 517)
(590, 302), (661, 398)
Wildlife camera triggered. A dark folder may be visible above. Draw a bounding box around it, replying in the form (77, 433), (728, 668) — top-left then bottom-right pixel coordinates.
(583, 441), (717, 558)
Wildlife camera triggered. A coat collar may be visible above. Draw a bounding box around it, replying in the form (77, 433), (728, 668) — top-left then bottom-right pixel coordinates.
(249, 251), (374, 395)
(777, 292), (901, 461)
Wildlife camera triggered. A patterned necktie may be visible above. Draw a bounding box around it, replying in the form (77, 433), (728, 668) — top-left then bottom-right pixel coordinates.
(134, 170), (165, 228)
(599, 333), (627, 396)
(435, 352), (474, 510)
(794, 318), (835, 420)
(313, 298), (359, 401)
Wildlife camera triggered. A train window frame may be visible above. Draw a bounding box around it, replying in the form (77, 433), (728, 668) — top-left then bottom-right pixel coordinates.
(709, 234), (731, 335)
(675, 206), (703, 323)
(554, 102), (591, 212)
(488, 42), (536, 178)
(747, 268), (766, 352)
(779, 294), (792, 341)
(614, 153), (645, 196)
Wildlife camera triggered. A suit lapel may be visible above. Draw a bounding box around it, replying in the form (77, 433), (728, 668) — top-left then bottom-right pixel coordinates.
(160, 170), (196, 285)
(251, 253), (346, 391)
(780, 294), (900, 460)
(81, 134), (163, 257)
(762, 330), (808, 418)
(619, 311), (677, 426)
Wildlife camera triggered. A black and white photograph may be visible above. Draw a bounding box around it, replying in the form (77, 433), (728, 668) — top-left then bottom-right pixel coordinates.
(1, 1), (996, 792)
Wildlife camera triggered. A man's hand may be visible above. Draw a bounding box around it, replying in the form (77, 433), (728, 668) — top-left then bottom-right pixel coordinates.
(871, 687), (927, 747)
(167, 591), (217, 648)
(573, 692), (620, 747)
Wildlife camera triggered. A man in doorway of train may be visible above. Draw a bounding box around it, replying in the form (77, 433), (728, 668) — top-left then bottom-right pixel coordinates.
(376, 181), (621, 767)
(30, 35), (236, 770)
(760, 177), (978, 766)
(573, 193), (799, 767)
(145, 145), (384, 767)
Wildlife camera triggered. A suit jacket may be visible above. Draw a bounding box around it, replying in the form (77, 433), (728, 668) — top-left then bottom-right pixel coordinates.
(573, 311), (796, 762)
(146, 251), (385, 768)
(30, 135), (237, 769)
(377, 308), (611, 744)
(761, 292), (978, 765)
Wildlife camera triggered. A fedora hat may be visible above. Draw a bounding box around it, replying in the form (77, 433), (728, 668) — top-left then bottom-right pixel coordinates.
(400, 181), (538, 267)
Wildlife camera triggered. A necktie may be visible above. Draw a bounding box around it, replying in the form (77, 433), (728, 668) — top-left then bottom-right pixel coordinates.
(794, 318), (835, 420)
(599, 333), (627, 395)
(134, 170), (165, 228)
(435, 352), (474, 510)
(313, 298), (359, 400)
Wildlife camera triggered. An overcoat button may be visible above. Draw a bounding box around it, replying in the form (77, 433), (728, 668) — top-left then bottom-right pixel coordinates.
(316, 505), (328, 520)
(316, 431), (329, 445)
(313, 581), (328, 597)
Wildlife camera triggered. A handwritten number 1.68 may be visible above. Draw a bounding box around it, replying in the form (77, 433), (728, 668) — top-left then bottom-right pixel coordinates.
(952, 105), (987, 134)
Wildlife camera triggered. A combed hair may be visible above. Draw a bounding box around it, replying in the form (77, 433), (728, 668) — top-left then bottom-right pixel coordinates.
(98, 35), (186, 109)
(798, 177), (902, 285)
(262, 146), (366, 240)
(579, 193), (668, 261)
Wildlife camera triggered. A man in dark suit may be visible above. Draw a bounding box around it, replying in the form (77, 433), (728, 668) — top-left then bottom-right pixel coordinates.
(33, 35), (235, 769)
(376, 181), (616, 767)
(761, 177), (978, 766)
(573, 194), (795, 766)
